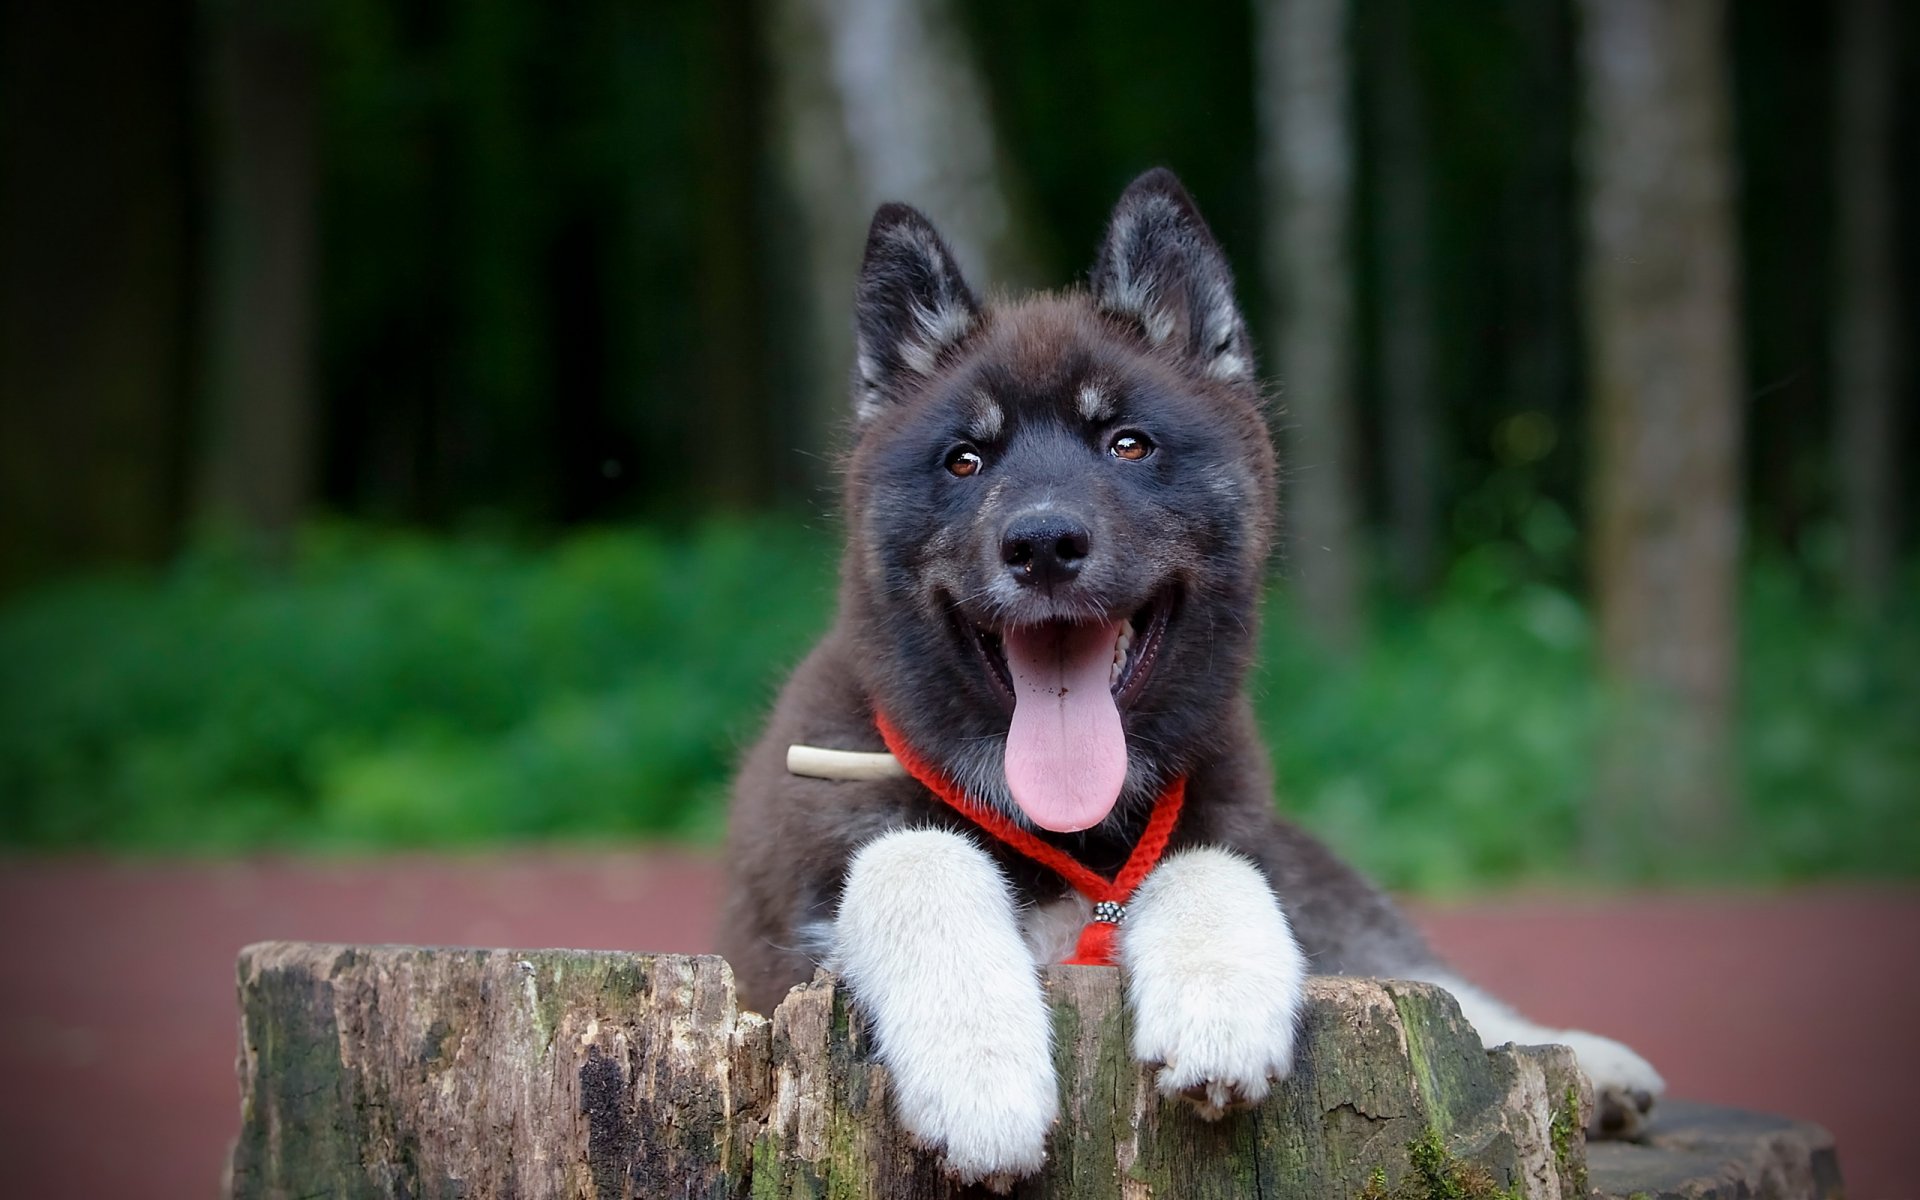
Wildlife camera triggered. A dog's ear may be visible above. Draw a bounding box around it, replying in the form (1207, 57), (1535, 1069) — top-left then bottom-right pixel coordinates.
(1091, 168), (1252, 382)
(852, 203), (982, 422)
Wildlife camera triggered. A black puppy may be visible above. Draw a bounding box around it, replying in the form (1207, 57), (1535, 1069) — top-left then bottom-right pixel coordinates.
(718, 169), (1661, 1187)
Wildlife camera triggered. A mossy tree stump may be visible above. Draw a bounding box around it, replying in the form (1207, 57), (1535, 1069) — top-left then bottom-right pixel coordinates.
(228, 943), (1840, 1200)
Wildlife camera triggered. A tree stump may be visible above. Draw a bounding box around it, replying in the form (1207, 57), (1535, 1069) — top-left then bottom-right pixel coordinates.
(228, 943), (1841, 1199)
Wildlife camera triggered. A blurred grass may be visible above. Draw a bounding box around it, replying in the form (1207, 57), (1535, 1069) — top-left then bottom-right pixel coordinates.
(0, 518), (1914, 890)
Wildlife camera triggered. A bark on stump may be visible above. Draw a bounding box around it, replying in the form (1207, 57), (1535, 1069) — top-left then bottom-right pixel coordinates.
(229, 943), (1839, 1199)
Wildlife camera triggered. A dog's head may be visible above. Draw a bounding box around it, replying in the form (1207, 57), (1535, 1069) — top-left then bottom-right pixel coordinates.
(840, 169), (1276, 832)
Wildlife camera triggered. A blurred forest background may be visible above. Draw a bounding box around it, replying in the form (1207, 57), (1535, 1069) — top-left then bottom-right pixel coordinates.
(0, 0), (1914, 890)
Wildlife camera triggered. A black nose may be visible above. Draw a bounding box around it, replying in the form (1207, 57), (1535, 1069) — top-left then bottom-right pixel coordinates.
(1001, 513), (1092, 588)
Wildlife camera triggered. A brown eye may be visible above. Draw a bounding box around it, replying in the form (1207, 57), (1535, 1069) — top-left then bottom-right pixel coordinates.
(1109, 431), (1154, 461)
(946, 445), (984, 477)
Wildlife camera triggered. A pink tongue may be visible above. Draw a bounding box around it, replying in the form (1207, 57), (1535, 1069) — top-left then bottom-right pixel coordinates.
(1002, 621), (1129, 832)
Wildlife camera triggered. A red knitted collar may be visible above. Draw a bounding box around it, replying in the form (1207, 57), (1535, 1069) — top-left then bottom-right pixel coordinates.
(872, 712), (1186, 967)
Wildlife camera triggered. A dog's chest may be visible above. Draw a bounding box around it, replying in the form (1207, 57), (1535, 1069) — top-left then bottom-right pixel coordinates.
(1021, 894), (1092, 966)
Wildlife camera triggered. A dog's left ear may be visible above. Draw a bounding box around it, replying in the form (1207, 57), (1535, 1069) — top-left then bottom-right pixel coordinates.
(1091, 168), (1252, 382)
(852, 203), (982, 422)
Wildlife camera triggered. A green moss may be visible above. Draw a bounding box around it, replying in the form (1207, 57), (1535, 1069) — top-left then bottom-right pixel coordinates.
(1548, 1082), (1588, 1196)
(1394, 991), (1443, 1119)
(594, 954), (651, 1002)
(830, 985), (854, 1045)
(1362, 1128), (1522, 1200)
(747, 988), (869, 1200)
(822, 1104), (876, 1200)
(1389, 984), (1498, 1138)
(232, 962), (373, 1194)
(1047, 978), (1141, 1191)
(749, 1128), (825, 1200)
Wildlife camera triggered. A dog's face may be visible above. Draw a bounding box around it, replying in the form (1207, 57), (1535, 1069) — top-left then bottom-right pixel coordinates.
(840, 170), (1276, 832)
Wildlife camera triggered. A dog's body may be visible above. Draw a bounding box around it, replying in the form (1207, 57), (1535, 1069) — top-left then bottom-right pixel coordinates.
(718, 170), (1660, 1186)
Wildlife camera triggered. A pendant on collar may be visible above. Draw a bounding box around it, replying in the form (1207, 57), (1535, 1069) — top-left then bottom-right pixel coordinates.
(871, 711), (1186, 967)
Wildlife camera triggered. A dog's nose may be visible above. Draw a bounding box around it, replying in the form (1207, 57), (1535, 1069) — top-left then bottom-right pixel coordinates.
(1001, 513), (1092, 588)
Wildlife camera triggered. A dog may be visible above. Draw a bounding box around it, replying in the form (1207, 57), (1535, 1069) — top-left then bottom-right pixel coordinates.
(717, 168), (1662, 1187)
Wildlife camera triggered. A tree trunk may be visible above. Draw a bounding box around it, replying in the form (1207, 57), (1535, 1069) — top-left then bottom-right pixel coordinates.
(1259, 0), (1365, 647)
(193, 8), (319, 547)
(1578, 0), (1744, 866)
(1832, 0), (1900, 613)
(691, 0), (773, 510)
(1368, 0), (1440, 597)
(229, 944), (1592, 1198)
(1503, 0), (1579, 501)
(228, 943), (1842, 1200)
(0, 0), (194, 590)
(765, 0), (1029, 479)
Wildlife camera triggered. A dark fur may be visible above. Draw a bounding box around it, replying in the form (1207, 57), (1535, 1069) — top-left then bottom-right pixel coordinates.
(718, 169), (1438, 1014)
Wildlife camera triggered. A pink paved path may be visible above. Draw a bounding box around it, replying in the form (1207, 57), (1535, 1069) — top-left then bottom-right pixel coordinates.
(1, 854), (1913, 1199)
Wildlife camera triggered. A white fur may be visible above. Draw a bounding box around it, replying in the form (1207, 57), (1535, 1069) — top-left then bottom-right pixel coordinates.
(969, 394), (1004, 442)
(1207, 350), (1250, 381)
(1021, 894), (1092, 965)
(899, 298), (976, 378)
(832, 828), (1057, 1185)
(1076, 384), (1112, 422)
(1418, 972), (1666, 1102)
(853, 343), (886, 421)
(1102, 271), (1176, 346)
(913, 297), (975, 348)
(899, 336), (940, 378)
(1120, 847), (1307, 1116)
(1141, 304), (1176, 345)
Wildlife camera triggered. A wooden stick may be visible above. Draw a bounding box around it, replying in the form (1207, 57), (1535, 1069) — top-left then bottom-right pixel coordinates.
(786, 744), (906, 782)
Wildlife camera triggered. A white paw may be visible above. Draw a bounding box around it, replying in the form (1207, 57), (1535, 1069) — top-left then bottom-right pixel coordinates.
(1121, 848), (1306, 1119)
(1132, 981), (1300, 1117)
(889, 1036), (1057, 1188)
(1556, 1029), (1664, 1138)
(833, 828), (1058, 1184)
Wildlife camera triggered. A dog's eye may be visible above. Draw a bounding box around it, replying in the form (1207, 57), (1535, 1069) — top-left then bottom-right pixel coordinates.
(945, 445), (985, 477)
(1109, 431), (1154, 461)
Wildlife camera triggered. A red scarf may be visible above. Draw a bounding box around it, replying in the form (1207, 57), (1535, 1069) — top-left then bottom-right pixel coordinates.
(873, 712), (1186, 967)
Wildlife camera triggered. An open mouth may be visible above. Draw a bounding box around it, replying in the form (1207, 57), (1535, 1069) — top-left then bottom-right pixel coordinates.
(949, 588), (1176, 833)
(963, 588), (1176, 715)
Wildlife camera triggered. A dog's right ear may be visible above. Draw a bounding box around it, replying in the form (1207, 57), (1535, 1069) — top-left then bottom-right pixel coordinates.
(1091, 168), (1252, 383)
(852, 204), (982, 422)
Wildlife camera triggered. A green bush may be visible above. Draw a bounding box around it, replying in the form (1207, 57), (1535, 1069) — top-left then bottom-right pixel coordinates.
(0, 520), (838, 851)
(1, 520), (1914, 889)
(1739, 563), (1920, 879)
(1258, 576), (1601, 892)
(1259, 554), (1920, 890)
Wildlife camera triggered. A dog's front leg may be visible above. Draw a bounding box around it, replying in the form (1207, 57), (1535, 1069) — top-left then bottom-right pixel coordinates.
(1122, 847), (1308, 1118)
(831, 828), (1056, 1189)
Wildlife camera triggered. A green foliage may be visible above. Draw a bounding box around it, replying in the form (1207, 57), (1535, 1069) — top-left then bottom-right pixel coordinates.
(0, 520), (837, 851)
(1262, 543), (1920, 890)
(0, 521), (1914, 887)
(1259, 563), (1601, 891)
(1741, 559), (1920, 878)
